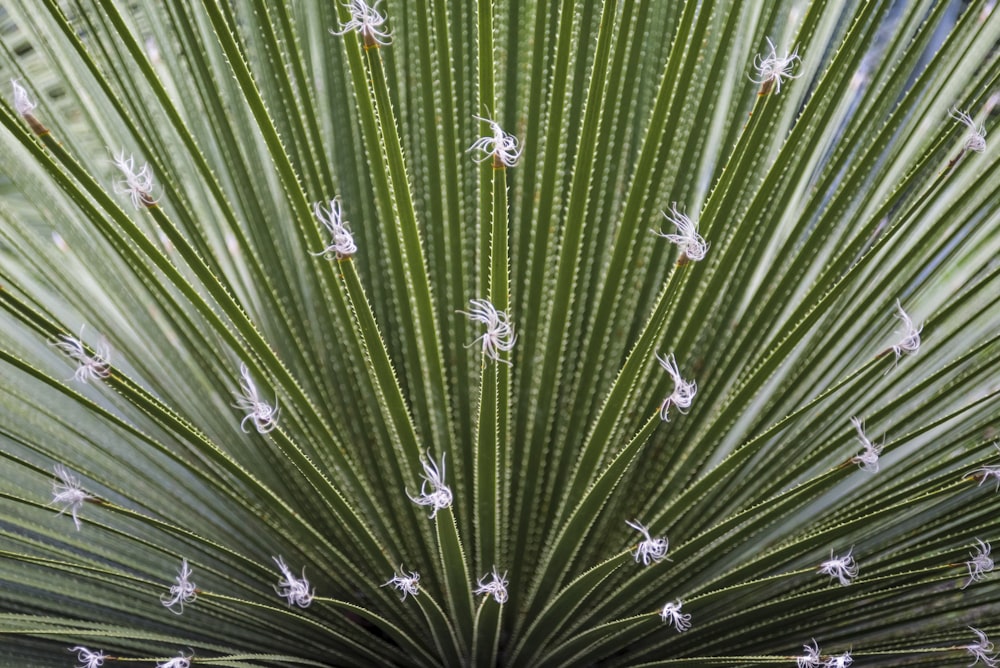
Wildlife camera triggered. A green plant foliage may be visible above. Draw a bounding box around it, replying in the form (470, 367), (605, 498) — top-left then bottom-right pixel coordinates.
(1, 0), (999, 665)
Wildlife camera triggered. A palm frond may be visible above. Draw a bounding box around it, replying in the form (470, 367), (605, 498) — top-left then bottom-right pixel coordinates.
(1, 0), (998, 666)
